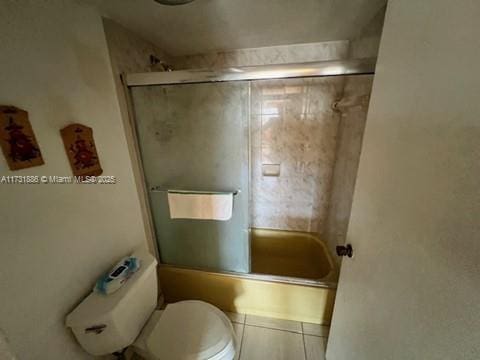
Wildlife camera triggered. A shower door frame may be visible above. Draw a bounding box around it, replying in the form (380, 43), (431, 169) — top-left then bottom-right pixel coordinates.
(121, 58), (376, 288)
(125, 58), (376, 87)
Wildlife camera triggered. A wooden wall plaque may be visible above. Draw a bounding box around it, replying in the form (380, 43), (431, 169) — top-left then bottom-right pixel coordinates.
(60, 124), (103, 177)
(0, 106), (44, 170)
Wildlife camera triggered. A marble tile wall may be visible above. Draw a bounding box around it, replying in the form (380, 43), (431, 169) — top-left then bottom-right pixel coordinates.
(109, 27), (376, 244)
(323, 75), (374, 261)
(251, 77), (345, 232)
(171, 40), (349, 69)
(170, 40), (353, 233)
(103, 18), (172, 74)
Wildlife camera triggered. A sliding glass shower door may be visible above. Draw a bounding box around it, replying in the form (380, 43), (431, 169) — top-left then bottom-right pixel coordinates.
(131, 81), (250, 273)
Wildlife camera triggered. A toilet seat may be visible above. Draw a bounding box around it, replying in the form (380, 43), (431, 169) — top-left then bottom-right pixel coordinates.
(146, 301), (236, 360)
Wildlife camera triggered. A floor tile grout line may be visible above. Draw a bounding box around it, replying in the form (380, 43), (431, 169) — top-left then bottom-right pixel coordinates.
(302, 333), (308, 360)
(304, 334), (328, 338)
(234, 321), (328, 339)
(245, 322), (303, 334)
(240, 323), (308, 360)
(237, 323), (246, 360)
(243, 323), (304, 335)
(301, 322), (308, 360)
(244, 315), (304, 334)
(232, 313), (329, 336)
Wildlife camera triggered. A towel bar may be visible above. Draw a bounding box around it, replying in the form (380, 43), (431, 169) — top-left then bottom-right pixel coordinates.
(150, 187), (240, 196)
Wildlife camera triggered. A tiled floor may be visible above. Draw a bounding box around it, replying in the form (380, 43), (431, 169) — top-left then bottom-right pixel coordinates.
(226, 312), (329, 360)
(129, 312), (329, 360)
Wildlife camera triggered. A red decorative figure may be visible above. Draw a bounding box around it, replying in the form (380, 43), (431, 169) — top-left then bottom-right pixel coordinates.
(6, 117), (41, 162)
(70, 131), (97, 170)
(61, 124), (102, 177)
(0, 106), (44, 170)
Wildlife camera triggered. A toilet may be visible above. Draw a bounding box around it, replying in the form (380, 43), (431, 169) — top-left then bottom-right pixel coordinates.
(66, 249), (236, 360)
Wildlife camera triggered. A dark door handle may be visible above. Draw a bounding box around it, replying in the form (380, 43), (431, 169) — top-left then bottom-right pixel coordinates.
(336, 244), (353, 258)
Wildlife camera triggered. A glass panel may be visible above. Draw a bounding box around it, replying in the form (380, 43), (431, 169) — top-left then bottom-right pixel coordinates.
(131, 82), (250, 273)
(250, 77), (345, 233)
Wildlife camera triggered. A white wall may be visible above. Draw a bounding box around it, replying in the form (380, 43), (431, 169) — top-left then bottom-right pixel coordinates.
(327, 0), (480, 359)
(348, 4), (386, 59)
(0, 1), (147, 359)
(92, 0), (386, 56)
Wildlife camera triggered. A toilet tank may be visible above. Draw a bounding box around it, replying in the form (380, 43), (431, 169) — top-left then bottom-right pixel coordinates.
(66, 248), (158, 356)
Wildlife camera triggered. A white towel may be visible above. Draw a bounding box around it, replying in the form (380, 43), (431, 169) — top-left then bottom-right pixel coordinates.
(167, 191), (233, 221)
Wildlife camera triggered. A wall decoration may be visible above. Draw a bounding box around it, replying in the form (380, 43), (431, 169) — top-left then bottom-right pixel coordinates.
(0, 105), (44, 170)
(60, 124), (103, 177)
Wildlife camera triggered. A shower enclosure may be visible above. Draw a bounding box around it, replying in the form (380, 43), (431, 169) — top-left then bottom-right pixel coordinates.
(131, 81), (250, 273)
(124, 59), (375, 322)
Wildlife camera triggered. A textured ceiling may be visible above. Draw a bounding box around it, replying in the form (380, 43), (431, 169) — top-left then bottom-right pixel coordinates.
(88, 0), (387, 56)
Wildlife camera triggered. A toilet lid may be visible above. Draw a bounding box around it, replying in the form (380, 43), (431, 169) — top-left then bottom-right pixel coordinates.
(146, 300), (235, 360)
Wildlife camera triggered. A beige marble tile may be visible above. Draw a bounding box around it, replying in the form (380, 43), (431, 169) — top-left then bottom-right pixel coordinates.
(302, 323), (330, 337)
(323, 75), (374, 256)
(304, 335), (327, 360)
(103, 18), (172, 74)
(240, 325), (305, 360)
(226, 311), (246, 324)
(245, 314), (302, 333)
(171, 40), (349, 70)
(250, 77), (344, 233)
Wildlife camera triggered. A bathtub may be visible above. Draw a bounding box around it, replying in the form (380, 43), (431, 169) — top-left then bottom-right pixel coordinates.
(251, 228), (337, 282)
(158, 229), (337, 324)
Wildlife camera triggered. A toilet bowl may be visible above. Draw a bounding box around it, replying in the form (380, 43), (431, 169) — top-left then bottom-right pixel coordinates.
(66, 249), (236, 360)
(133, 301), (236, 360)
